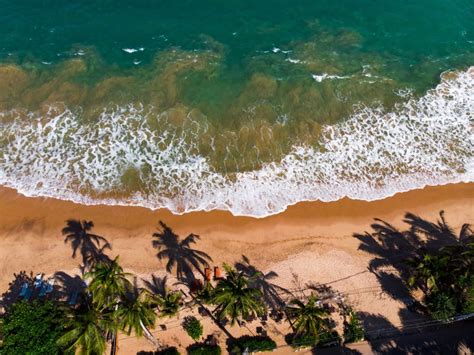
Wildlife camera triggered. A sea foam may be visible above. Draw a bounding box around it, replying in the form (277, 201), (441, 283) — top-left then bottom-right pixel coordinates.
(0, 68), (473, 217)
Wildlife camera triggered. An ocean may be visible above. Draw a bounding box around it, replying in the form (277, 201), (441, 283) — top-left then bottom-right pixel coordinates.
(0, 0), (473, 217)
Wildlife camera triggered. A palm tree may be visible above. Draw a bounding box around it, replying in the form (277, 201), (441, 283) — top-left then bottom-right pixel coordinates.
(84, 257), (133, 355)
(405, 251), (449, 294)
(115, 284), (161, 348)
(62, 219), (111, 268)
(211, 264), (264, 326)
(235, 255), (290, 309)
(57, 299), (112, 355)
(152, 221), (212, 283)
(286, 294), (330, 344)
(85, 256), (132, 309)
(143, 275), (183, 318)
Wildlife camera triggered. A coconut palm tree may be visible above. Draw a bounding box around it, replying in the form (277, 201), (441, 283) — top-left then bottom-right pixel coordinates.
(152, 221), (212, 283)
(57, 299), (113, 355)
(62, 219), (111, 268)
(84, 256), (133, 355)
(115, 284), (161, 348)
(85, 256), (132, 309)
(235, 255), (290, 309)
(143, 275), (183, 318)
(211, 264), (264, 326)
(286, 293), (330, 343)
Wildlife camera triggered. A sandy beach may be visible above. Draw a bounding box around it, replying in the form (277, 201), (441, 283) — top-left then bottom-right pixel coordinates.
(0, 183), (473, 353)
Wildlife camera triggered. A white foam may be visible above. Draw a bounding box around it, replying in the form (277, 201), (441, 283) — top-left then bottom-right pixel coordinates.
(312, 73), (351, 82)
(286, 58), (302, 64)
(0, 68), (473, 217)
(122, 48), (138, 53)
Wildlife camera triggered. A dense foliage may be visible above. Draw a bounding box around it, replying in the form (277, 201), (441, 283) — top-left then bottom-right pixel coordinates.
(59, 257), (160, 354)
(157, 347), (181, 355)
(187, 343), (221, 355)
(343, 310), (365, 343)
(0, 300), (67, 355)
(182, 316), (203, 341)
(228, 335), (277, 354)
(285, 294), (330, 345)
(211, 264), (265, 325)
(405, 222), (474, 320)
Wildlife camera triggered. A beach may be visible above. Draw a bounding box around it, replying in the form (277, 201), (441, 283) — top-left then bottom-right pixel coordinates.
(0, 183), (472, 352)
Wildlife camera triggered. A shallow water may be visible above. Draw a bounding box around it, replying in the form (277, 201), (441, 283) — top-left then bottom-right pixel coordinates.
(0, 0), (473, 216)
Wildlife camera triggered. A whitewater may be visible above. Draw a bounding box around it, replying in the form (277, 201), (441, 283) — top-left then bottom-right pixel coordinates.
(0, 67), (473, 217)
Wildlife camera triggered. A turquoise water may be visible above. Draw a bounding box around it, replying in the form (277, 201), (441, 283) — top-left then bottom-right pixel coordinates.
(0, 0), (473, 216)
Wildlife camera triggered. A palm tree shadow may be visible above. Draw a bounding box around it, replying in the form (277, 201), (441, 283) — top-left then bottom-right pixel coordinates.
(151, 221), (212, 286)
(353, 211), (470, 324)
(235, 255), (291, 310)
(62, 219), (111, 269)
(142, 274), (169, 297)
(404, 210), (473, 249)
(53, 271), (87, 299)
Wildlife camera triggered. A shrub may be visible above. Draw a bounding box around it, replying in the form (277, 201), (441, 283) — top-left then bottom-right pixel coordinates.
(284, 332), (318, 349)
(157, 347), (181, 355)
(343, 311), (365, 343)
(228, 335), (277, 354)
(318, 331), (341, 347)
(426, 292), (457, 320)
(0, 300), (69, 355)
(187, 343), (221, 355)
(182, 316), (203, 341)
(138, 349), (180, 355)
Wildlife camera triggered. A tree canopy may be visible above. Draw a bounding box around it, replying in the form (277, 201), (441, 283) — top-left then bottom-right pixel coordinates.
(0, 300), (68, 355)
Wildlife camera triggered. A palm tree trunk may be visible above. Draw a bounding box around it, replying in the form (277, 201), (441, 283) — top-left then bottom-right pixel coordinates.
(110, 331), (118, 355)
(139, 319), (162, 349)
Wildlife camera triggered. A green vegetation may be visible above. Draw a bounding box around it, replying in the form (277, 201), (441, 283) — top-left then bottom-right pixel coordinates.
(59, 257), (160, 354)
(187, 343), (221, 355)
(154, 289), (183, 318)
(405, 218), (474, 320)
(343, 310), (365, 343)
(211, 264), (265, 325)
(285, 294), (330, 346)
(156, 347), (181, 355)
(228, 335), (277, 354)
(182, 316), (203, 341)
(0, 300), (68, 355)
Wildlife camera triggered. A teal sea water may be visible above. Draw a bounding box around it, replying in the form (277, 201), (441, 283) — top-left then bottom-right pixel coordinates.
(0, 0), (473, 216)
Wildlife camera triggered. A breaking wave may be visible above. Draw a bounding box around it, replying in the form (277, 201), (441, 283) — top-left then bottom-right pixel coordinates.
(0, 68), (473, 217)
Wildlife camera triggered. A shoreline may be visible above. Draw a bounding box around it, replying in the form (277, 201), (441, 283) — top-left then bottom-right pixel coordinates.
(1, 183), (472, 282)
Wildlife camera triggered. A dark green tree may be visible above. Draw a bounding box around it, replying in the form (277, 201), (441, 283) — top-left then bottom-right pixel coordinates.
(0, 300), (68, 355)
(285, 294), (330, 345)
(211, 264), (264, 326)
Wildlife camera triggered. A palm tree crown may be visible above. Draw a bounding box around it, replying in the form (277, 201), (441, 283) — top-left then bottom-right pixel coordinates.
(211, 264), (264, 325)
(286, 294), (330, 341)
(85, 256), (132, 309)
(58, 299), (112, 355)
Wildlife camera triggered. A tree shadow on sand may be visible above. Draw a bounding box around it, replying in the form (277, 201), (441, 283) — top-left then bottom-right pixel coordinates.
(0, 271), (35, 310)
(62, 219), (111, 270)
(53, 271), (87, 299)
(152, 221), (212, 285)
(235, 255), (291, 310)
(352, 211), (474, 353)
